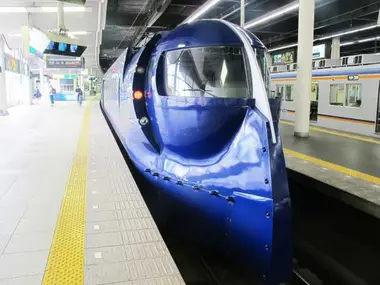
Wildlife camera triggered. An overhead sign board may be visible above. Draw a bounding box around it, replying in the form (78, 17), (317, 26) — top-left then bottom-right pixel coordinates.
(23, 27), (87, 58)
(312, 44), (326, 60)
(46, 56), (84, 69)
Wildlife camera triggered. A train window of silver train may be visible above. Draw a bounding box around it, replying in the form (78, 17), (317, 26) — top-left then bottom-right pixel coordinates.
(164, 46), (250, 98)
(345, 84), (362, 108)
(329, 84), (345, 106)
(276, 84), (284, 99)
(311, 82), (319, 101)
(285, 84), (294, 102)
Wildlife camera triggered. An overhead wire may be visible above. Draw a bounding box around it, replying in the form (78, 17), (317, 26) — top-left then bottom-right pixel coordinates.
(114, 0), (150, 51)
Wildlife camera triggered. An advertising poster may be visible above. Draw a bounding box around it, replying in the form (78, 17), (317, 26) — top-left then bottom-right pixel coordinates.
(272, 50), (295, 65)
(4, 54), (20, 73)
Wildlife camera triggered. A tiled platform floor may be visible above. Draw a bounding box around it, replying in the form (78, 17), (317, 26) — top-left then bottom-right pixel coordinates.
(0, 101), (184, 285)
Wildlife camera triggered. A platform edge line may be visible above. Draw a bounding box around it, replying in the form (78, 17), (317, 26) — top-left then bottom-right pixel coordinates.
(284, 148), (380, 185)
(280, 121), (380, 144)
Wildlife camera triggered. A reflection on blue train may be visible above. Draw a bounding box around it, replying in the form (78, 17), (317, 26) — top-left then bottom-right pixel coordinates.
(101, 20), (291, 284)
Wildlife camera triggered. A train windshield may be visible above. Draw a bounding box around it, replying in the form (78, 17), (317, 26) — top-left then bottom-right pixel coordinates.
(165, 46), (251, 98)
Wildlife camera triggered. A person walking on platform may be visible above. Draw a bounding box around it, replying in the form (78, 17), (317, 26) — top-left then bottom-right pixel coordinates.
(33, 87), (42, 104)
(49, 85), (56, 106)
(75, 87), (83, 106)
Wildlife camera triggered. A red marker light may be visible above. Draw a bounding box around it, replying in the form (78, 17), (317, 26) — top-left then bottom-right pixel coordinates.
(133, 90), (144, 100)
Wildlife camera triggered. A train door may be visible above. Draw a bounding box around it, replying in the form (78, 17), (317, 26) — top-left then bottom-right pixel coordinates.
(376, 81), (380, 133)
(310, 82), (319, 121)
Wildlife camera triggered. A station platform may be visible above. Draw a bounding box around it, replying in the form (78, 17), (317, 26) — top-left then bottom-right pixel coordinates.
(280, 121), (380, 218)
(0, 100), (184, 285)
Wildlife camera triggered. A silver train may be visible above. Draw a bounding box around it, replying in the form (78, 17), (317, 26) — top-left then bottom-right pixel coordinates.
(270, 53), (380, 137)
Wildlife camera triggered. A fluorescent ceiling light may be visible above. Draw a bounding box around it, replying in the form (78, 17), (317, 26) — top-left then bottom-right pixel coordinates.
(358, 37), (377, 43)
(317, 24), (379, 41)
(244, 3), (299, 29)
(268, 43), (298, 52)
(186, 0), (220, 23)
(268, 24), (380, 52)
(340, 36), (380, 47)
(41, 6), (86, 13)
(0, 7), (27, 13)
(8, 33), (22, 37)
(340, 41), (354, 47)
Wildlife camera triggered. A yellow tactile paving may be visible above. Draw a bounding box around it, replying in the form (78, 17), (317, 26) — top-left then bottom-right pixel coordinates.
(280, 120), (380, 145)
(284, 148), (380, 185)
(42, 103), (92, 285)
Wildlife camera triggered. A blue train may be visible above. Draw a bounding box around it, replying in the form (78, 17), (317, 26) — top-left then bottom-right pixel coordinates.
(101, 20), (292, 284)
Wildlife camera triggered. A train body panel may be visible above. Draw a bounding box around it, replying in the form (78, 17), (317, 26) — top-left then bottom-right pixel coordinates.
(271, 65), (380, 136)
(102, 20), (292, 284)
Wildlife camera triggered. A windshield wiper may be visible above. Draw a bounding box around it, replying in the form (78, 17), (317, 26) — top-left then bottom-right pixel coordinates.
(182, 89), (216, 97)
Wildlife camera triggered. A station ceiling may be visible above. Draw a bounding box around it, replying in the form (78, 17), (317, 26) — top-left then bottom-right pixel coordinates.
(100, 0), (380, 71)
(0, 0), (106, 74)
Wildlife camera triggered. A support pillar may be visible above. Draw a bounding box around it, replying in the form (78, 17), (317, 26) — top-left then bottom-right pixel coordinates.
(240, 0), (245, 26)
(29, 73), (34, 105)
(294, 0), (315, 138)
(57, 2), (65, 32)
(266, 52), (273, 67)
(331, 37), (340, 59)
(0, 36), (8, 116)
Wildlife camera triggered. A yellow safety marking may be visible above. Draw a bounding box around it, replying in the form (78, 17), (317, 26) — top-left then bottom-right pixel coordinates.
(284, 148), (380, 185)
(42, 102), (92, 284)
(280, 120), (380, 145)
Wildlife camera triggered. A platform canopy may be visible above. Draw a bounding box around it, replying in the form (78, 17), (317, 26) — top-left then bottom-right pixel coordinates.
(99, 0), (380, 71)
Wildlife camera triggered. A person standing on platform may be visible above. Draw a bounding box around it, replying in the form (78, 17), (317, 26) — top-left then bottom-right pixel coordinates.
(49, 85), (56, 106)
(33, 87), (42, 104)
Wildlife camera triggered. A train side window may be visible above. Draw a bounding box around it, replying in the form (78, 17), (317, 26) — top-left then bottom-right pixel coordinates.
(284, 84), (294, 101)
(276, 84), (284, 99)
(345, 84), (362, 108)
(329, 84), (345, 106)
(311, 82), (319, 101)
(156, 54), (166, 95)
(146, 58), (154, 89)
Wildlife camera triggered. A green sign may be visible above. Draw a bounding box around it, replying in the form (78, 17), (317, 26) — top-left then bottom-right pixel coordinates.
(64, 74), (77, 79)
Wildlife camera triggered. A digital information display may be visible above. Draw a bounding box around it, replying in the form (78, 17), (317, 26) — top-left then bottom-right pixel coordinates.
(44, 41), (86, 57)
(312, 44), (326, 60)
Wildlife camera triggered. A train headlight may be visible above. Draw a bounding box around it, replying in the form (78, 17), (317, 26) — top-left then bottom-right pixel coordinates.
(139, 117), (149, 126)
(136, 66), (145, 74)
